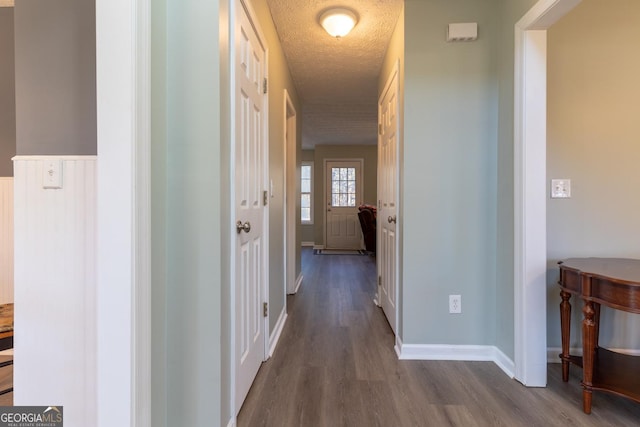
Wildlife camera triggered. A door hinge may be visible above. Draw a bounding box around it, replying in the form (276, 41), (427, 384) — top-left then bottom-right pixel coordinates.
(263, 190), (268, 206)
(263, 302), (268, 317)
(378, 276), (382, 287)
(378, 123), (382, 135)
(263, 78), (268, 94)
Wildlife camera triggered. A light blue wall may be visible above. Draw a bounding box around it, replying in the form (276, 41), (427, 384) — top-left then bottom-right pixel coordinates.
(160, 0), (226, 425)
(402, 0), (499, 345)
(494, 0), (538, 360)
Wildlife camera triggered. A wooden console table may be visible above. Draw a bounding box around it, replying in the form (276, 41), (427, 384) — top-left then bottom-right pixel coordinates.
(558, 258), (640, 414)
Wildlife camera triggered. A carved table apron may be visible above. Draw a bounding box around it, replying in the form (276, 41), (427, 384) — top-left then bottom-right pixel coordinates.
(558, 258), (640, 414)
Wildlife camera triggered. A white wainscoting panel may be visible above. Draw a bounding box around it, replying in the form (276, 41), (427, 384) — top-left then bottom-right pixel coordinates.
(13, 156), (97, 427)
(0, 178), (13, 305)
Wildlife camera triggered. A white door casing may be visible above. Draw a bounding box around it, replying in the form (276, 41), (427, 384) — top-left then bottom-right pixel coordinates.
(325, 160), (363, 250)
(378, 61), (399, 334)
(234, 0), (269, 413)
(514, 0), (582, 387)
(284, 90), (297, 294)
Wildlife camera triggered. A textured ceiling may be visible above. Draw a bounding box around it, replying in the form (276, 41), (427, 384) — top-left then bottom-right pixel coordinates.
(266, 0), (403, 148)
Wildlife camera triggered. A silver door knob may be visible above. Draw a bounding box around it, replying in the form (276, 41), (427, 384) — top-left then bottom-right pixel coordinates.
(387, 215), (396, 224)
(236, 221), (251, 234)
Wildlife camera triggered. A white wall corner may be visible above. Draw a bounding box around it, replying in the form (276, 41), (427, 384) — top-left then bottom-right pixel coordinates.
(268, 308), (288, 357)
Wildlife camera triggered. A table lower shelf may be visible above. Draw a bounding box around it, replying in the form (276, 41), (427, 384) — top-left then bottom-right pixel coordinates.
(566, 348), (640, 404)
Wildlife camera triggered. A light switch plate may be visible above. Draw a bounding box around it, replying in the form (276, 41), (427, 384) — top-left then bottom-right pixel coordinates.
(551, 179), (570, 198)
(43, 160), (63, 189)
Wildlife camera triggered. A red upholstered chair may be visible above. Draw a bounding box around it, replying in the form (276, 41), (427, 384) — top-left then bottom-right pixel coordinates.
(357, 207), (376, 253)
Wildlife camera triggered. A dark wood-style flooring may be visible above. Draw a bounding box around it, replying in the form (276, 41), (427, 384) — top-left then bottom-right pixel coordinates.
(237, 247), (640, 426)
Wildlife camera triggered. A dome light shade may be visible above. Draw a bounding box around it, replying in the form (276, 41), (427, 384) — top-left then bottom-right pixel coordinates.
(320, 8), (358, 38)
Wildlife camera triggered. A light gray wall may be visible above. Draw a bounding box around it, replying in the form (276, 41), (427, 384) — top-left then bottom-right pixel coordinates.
(0, 8), (15, 176)
(249, 0), (303, 333)
(402, 0), (499, 345)
(160, 0), (225, 425)
(14, 0), (96, 155)
(494, 0), (538, 360)
(546, 0), (640, 351)
(312, 145), (378, 246)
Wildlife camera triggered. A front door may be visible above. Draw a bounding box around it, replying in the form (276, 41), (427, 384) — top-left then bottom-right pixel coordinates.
(325, 160), (363, 250)
(378, 63), (399, 333)
(234, 0), (268, 414)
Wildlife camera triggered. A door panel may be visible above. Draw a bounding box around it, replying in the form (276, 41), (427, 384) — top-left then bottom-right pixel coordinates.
(378, 64), (399, 334)
(235, 0), (267, 414)
(325, 160), (362, 249)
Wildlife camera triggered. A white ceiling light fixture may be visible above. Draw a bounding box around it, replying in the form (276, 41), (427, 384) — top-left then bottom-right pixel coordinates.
(319, 8), (358, 38)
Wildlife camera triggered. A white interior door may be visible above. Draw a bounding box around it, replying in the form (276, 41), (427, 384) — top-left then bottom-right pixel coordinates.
(325, 160), (363, 250)
(234, 0), (267, 413)
(378, 63), (399, 334)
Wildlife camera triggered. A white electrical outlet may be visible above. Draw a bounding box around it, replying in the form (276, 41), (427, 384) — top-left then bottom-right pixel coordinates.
(449, 295), (461, 314)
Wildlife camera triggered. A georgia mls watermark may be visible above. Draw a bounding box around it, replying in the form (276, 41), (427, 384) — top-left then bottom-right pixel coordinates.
(0, 406), (63, 427)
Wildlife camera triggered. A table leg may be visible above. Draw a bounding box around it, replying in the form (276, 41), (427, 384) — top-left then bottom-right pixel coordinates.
(560, 290), (572, 382)
(582, 300), (596, 414)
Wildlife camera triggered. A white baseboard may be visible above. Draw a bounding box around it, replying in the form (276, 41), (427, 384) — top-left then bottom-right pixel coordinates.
(301, 241), (315, 247)
(398, 343), (515, 379)
(547, 346), (640, 363)
(394, 335), (403, 358)
(293, 274), (303, 293)
(268, 308), (288, 358)
(493, 347), (515, 378)
(226, 417), (235, 427)
(313, 244), (324, 250)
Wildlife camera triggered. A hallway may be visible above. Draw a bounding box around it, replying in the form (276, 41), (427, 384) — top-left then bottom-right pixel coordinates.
(237, 248), (640, 426)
